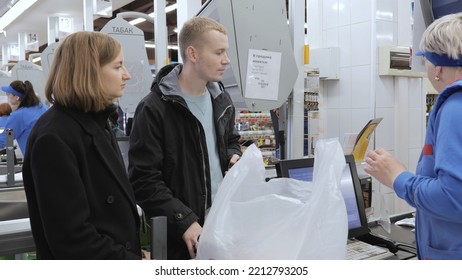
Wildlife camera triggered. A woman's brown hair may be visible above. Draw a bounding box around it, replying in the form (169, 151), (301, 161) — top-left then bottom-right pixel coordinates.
(44, 31), (122, 112)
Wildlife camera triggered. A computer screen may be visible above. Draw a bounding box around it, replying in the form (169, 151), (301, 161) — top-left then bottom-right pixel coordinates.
(288, 167), (314, 182)
(276, 155), (370, 238)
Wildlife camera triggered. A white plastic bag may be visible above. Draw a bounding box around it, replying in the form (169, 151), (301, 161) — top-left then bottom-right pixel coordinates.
(196, 138), (348, 259)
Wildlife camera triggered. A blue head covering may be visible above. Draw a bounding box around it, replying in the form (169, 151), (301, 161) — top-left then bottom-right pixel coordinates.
(415, 51), (462, 66)
(1, 85), (24, 98)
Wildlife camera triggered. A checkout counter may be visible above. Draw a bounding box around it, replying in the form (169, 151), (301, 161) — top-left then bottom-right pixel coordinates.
(0, 130), (35, 258)
(369, 211), (417, 260)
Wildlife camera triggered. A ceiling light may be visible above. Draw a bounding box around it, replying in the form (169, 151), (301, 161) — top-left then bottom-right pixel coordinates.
(165, 3), (177, 13)
(129, 18), (146, 25)
(130, 4), (177, 26)
(0, 0), (38, 31)
(144, 42), (178, 50)
(145, 42), (155, 48)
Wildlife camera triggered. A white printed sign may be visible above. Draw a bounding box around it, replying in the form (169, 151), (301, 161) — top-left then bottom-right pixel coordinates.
(244, 49), (281, 101)
(58, 17), (73, 40)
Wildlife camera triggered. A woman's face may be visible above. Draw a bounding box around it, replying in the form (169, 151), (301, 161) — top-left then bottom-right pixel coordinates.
(100, 50), (131, 101)
(7, 93), (20, 110)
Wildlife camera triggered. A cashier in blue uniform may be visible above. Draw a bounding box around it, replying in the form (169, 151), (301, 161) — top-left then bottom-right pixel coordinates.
(365, 13), (462, 260)
(0, 80), (48, 154)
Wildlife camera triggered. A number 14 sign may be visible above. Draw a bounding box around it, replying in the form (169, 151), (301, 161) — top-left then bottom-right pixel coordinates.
(25, 32), (39, 52)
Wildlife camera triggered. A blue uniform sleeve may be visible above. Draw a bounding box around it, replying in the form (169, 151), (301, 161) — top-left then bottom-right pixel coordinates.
(0, 113), (22, 148)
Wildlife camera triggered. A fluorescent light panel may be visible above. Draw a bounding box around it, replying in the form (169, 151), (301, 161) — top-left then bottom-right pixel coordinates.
(165, 3), (177, 13)
(130, 3), (177, 26)
(0, 0), (39, 31)
(128, 18), (146, 25)
(145, 42), (178, 50)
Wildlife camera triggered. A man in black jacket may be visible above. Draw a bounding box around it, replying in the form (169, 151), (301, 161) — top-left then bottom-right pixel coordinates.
(128, 16), (242, 259)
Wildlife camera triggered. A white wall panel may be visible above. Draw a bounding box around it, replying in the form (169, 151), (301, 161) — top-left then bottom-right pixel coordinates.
(375, 76), (395, 107)
(408, 77), (424, 108)
(376, 0), (396, 21)
(323, 0), (339, 30)
(325, 108), (341, 138)
(351, 0), (372, 23)
(351, 65), (371, 108)
(351, 108), (371, 132)
(338, 0), (351, 26)
(326, 67), (350, 108)
(408, 108), (423, 149)
(375, 107), (394, 150)
(338, 108), (353, 137)
(338, 26), (352, 67)
(376, 20), (395, 46)
(351, 22), (371, 66)
(323, 27), (339, 47)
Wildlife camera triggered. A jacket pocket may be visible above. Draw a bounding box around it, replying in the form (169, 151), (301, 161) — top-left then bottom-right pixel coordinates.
(422, 243), (462, 260)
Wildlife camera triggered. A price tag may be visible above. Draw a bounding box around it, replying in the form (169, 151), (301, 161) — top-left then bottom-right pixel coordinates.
(25, 33), (39, 52)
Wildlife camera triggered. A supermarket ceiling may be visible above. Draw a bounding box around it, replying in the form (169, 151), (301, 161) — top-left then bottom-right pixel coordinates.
(0, 0), (206, 61)
(0, 0), (293, 62)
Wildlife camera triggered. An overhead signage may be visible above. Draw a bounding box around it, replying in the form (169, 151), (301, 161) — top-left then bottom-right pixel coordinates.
(58, 17), (73, 40)
(25, 32), (39, 52)
(8, 44), (19, 61)
(93, 0), (113, 18)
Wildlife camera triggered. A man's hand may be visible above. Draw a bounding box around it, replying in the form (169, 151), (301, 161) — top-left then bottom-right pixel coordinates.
(182, 221), (202, 259)
(227, 154), (241, 170)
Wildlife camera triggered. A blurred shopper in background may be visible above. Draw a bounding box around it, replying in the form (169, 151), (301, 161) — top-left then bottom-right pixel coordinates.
(0, 80), (48, 154)
(0, 102), (12, 128)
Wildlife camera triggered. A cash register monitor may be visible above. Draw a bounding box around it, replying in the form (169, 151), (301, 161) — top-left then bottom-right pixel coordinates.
(276, 155), (370, 239)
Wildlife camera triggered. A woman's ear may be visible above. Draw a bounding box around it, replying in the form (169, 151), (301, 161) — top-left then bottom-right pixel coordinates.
(435, 65), (442, 77)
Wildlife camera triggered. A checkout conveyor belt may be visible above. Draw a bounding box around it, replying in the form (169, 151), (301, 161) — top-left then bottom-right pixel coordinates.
(0, 171), (36, 256)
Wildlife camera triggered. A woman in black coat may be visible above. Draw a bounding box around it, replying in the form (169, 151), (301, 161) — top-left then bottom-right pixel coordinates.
(22, 31), (142, 259)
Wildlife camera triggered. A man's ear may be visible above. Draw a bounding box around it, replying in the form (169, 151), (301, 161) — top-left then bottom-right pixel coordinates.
(186, 46), (197, 62)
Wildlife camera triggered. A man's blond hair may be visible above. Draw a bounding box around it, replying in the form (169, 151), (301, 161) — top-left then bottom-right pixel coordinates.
(178, 16), (227, 62)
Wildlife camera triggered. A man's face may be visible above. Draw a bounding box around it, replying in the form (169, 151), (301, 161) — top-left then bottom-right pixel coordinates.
(193, 29), (230, 82)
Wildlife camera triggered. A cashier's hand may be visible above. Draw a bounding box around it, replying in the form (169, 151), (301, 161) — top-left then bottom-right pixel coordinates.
(227, 154), (241, 171)
(364, 148), (407, 188)
(183, 221), (202, 259)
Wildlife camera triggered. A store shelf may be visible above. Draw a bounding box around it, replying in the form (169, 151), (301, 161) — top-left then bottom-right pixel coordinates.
(235, 110), (276, 166)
